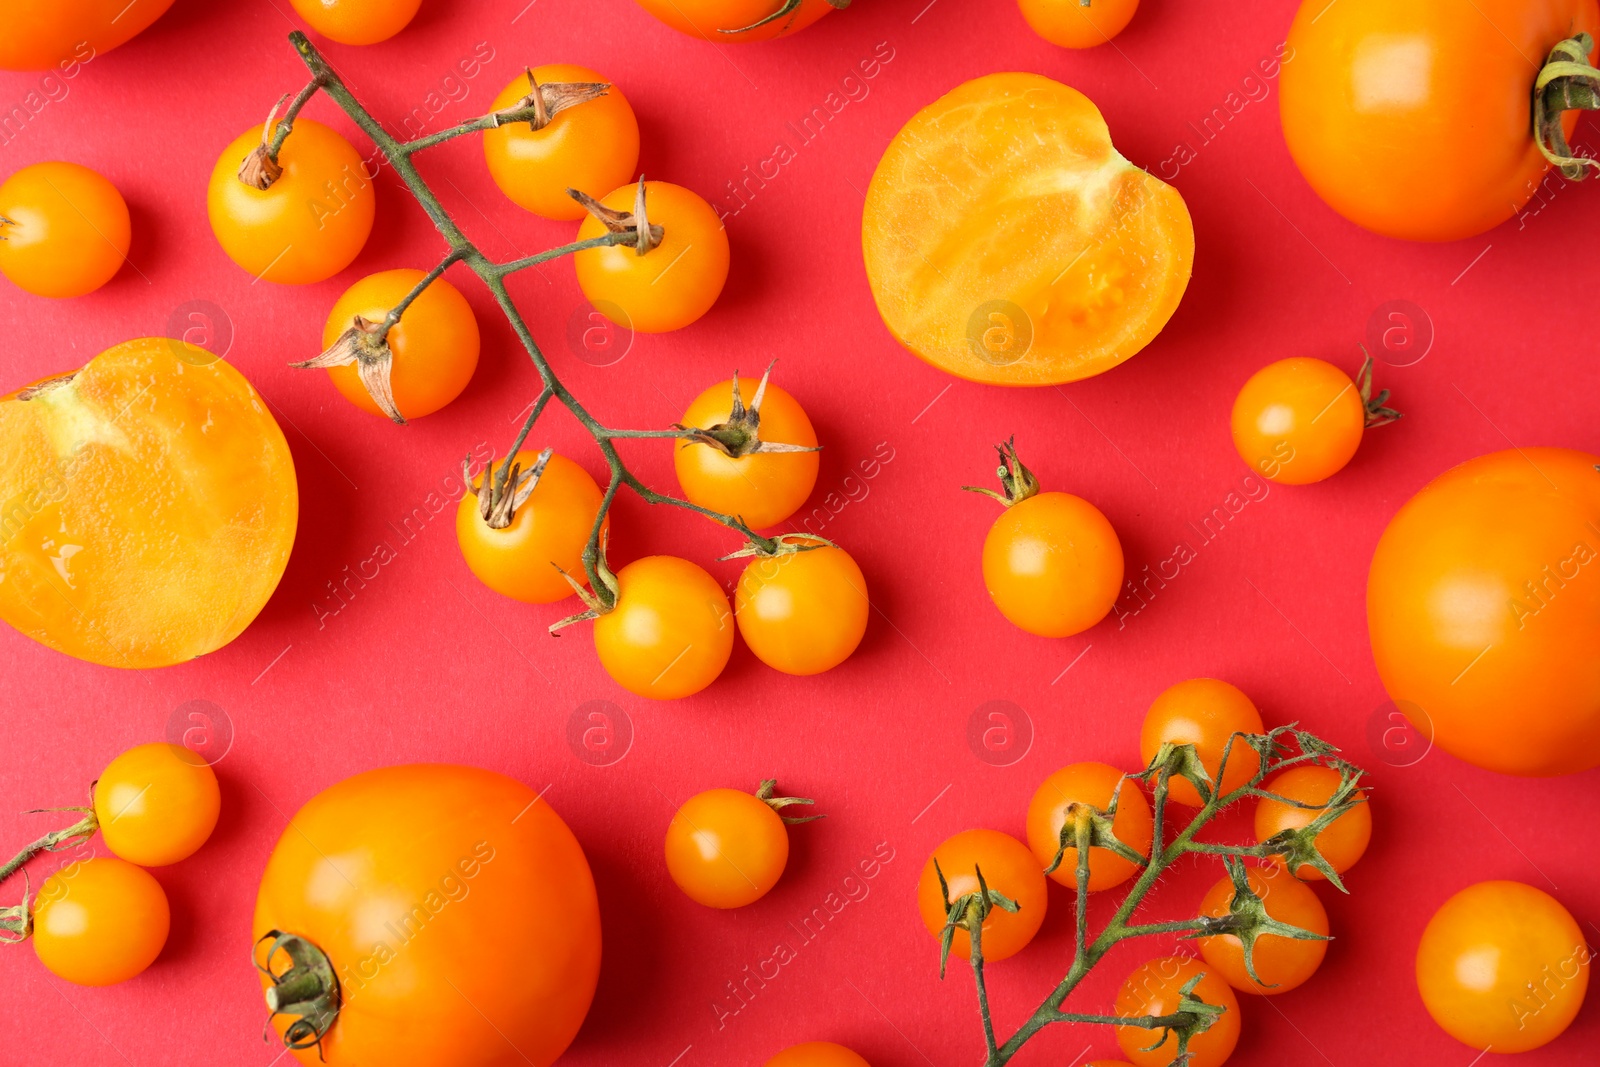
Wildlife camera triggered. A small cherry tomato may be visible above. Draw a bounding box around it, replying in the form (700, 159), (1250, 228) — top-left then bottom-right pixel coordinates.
(1026, 761), (1152, 892)
(1231, 356), (1398, 484)
(1019, 0), (1140, 48)
(765, 1043), (872, 1067)
(1114, 956), (1240, 1067)
(319, 268), (479, 420)
(0, 161), (130, 298)
(1139, 679), (1264, 807)
(289, 0), (421, 44)
(983, 492), (1123, 638)
(1197, 865), (1328, 995)
(593, 555), (734, 699)
(575, 181), (729, 333)
(1254, 766), (1371, 881)
(665, 781), (815, 908)
(31, 857), (170, 986)
(208, 118), (375, 284)
(1416, 880), (1589, 1053)
(1, 0), (174, 71)
(917, 829), (1047, 963)
(735, 540), (867, 675)
(457, 452), (608, 604)
(675, 373), (819, 529)
(483, 65), (639, 221)
(633, 0), (836, 41)
(93, 743), (221, 866)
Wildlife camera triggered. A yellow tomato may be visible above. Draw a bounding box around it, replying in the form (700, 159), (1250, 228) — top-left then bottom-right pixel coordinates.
(456, 452), (608, 604)
(735, 541), (868, 675)
(675, 376), (819, 529)
(574, 181), (729, 333)
(32, 857), (169, 986)
(0, 161), (130, 298)
(94, 742), (221, 866)
(593, 556), (734, 699)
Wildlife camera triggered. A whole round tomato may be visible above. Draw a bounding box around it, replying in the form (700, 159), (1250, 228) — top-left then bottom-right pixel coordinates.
(1254, 766), (1370, 881)
(593, 555), (734, 699)
(1019, 0), (1140, 48)
(254, 764), (600, 1067)
(457, 452), (608, 604)
(917, 829), (1046, 963)
(675, 376), (819, 529)
(1139, 678), (1264, 806)
(574, 181), (729, 333)
(1231, 357), (1393, 485)
(0, 338), (298, 669)
(983, 492), (1123, 637)
(0, 162), (130, 298)
(94, 743), (220, 866)
(735, 541), (868, 675)
(1, 0), (174, 70)
(1367, 447), (1600, 775)
(290, 0), (421, 44)
(1197, 865), (1328, 995)
(208, 119), (375, 284)
(665, 785), (804, 908)
(1281, 0), (1600, 241)
(319, 268), (479, 420)
(633, 0), (836, 41)
(1114, 956), (1240, 1067)
(483, 65), (639, 221)
(765, 1043), (870, 1067)
(32, 857), (169, 986)
(1025, 761), (1152, 892)
(864, 73), (1193, 385)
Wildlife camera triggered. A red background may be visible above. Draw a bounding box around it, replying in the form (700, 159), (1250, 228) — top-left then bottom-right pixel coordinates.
(2, 0), (1598, 1064)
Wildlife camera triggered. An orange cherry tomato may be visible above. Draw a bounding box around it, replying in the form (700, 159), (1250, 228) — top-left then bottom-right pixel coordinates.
(208, 119), (375, 284)
(1026, 761), (1152, 892)
(675, 376), (819, 529)
(1416, 881), (1590, 1053)
(483, 65), (639, 221)
(665, 786), (798, 908)
(574, 181), (729, 333)
(982, 492), (1123, 638)
(1139, 679), (1264, 807)
(289, 0), (421, 45)
(94, 743), (220, 866)
(917, 829), (1047, 963)
(0, 338), (298, 669)
(0, 161), (130, 298)
(1, 0), (174, 71)
(456, 452), (608, 604)
(1114, 956), (1240, 1067)
(864, 73), (1193, 385)
(255, 764), (600, 1067)
(320, 268), (479, 420)
(633, 0), (836, 41)
(1368, 447), (1600, 775)
(1019, 0), (1140, 48)
(593, 555), (734, 699)
(765, 1043), (870, 1067)
(735, 541), (868, 675)
(1281, 0), (1600, 241)
(1197, 865), (1329, 995)
(1231, 356), (1398, 484)
(31, 857), (170, 986)
(1254, 766), (1371, 881)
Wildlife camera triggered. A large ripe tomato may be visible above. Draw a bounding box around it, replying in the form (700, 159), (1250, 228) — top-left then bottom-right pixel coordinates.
(633, 0), (836, 41)
(1138, 678), (1264, 806)
(735, 541), (868, 676)
(0, 0), (174, 71)
(0, 338), (298, 668)
(254, 764), (601, 1067)
(1196, 865), (1328, 995)
(1416, 881), (1589, 1052)
(863, 73), (1193, 385)
(917, 829), (1047, 963)
(1281, 0), (1600, 241)
(1254, 766), (1370, 881)
(31, 857), (170, 986)
(1114, 956), (1240, 1067)
(1367, 447), (1600, 775)
(675, 375), (819, 530)
(0, 162), (130, 298)
(289, 0), (421, 45)
(1025, 761), (1152, 892)
(456, 452), (608, 604)
(94, 742), (220, 866)
(592, 555), (734, 699)
(574, 181), (729, 333)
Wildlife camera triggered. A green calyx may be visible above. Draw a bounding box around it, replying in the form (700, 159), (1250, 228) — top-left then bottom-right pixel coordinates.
(754, 779), (824, 825)
(1356, 347), (1402, 429)
(1535, 33), (1600, 179)
(721, 532), (837, 561)
(256, 930), (340, 1055)
(723, 0), (852, 34)
(962, 437), (1040, 506)
(932, 859), (1020, 979)
(1137, 972), (1225, 1060)
(1042, 788), (1145, 877)
(549, 529), (620, 634)
(1189, 857), (1331, 988)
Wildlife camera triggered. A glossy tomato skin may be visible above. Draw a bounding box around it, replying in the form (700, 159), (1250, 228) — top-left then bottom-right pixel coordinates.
(254, 764), (601, 1067)
(1255, 766), (1370, 881)
(1019, 0), (1139, 48)
(1367, 447), (1600, 775)
(32, 857), (169, 986)
(864, 73), (1193, 385)
(322, 269), (480, 419)
(593, 556), (734, 699)
(289, 0), (421, 44)
(208, 119), (375, 284)
(675, 378), (819, 529)
(1139, 678), (1264, 806)
(484, 65), (639, 220)
(764, 1043), (871, 1067)
(1114, 956), (1240, 1067)
(917, 829), (1047, 962)
(94, 743), (220, 866)
(575, 181), (729, 333)
(1231, 358), (1365, 484)
(1025, 761), (1152, 892)
(456, 452), (608, 604)
(0, 162), (130, 298)
(0, 339), (298, 669)
(634, 0), (835, 41)
(1281, 0), (1600, 241)
(983, 492), (1123, 637)
(665, 788), (789, 908)
(1197, 865), (1328, 995)
(736, 543), (868, 675)
(0, 0), (174, 70)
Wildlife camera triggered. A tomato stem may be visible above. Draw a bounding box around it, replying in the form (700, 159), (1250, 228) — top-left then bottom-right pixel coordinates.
(1535, 34), (1600, 179)
(255, 930), (339, 1054)
(0, 805), (97, 887)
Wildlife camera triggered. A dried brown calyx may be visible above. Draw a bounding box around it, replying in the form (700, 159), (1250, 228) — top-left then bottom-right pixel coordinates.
(725, 0), (852, 34)
(676, 361), (820, 459)
(568, 177), (663, 256)
(467, 447), (552, 530)
(292, 316), (405, 424)
(237, 94), (290, 190)
(492, 68), (611, 131)
(962, 437), (1040, 506)
(1356, 346), (1402, 428)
